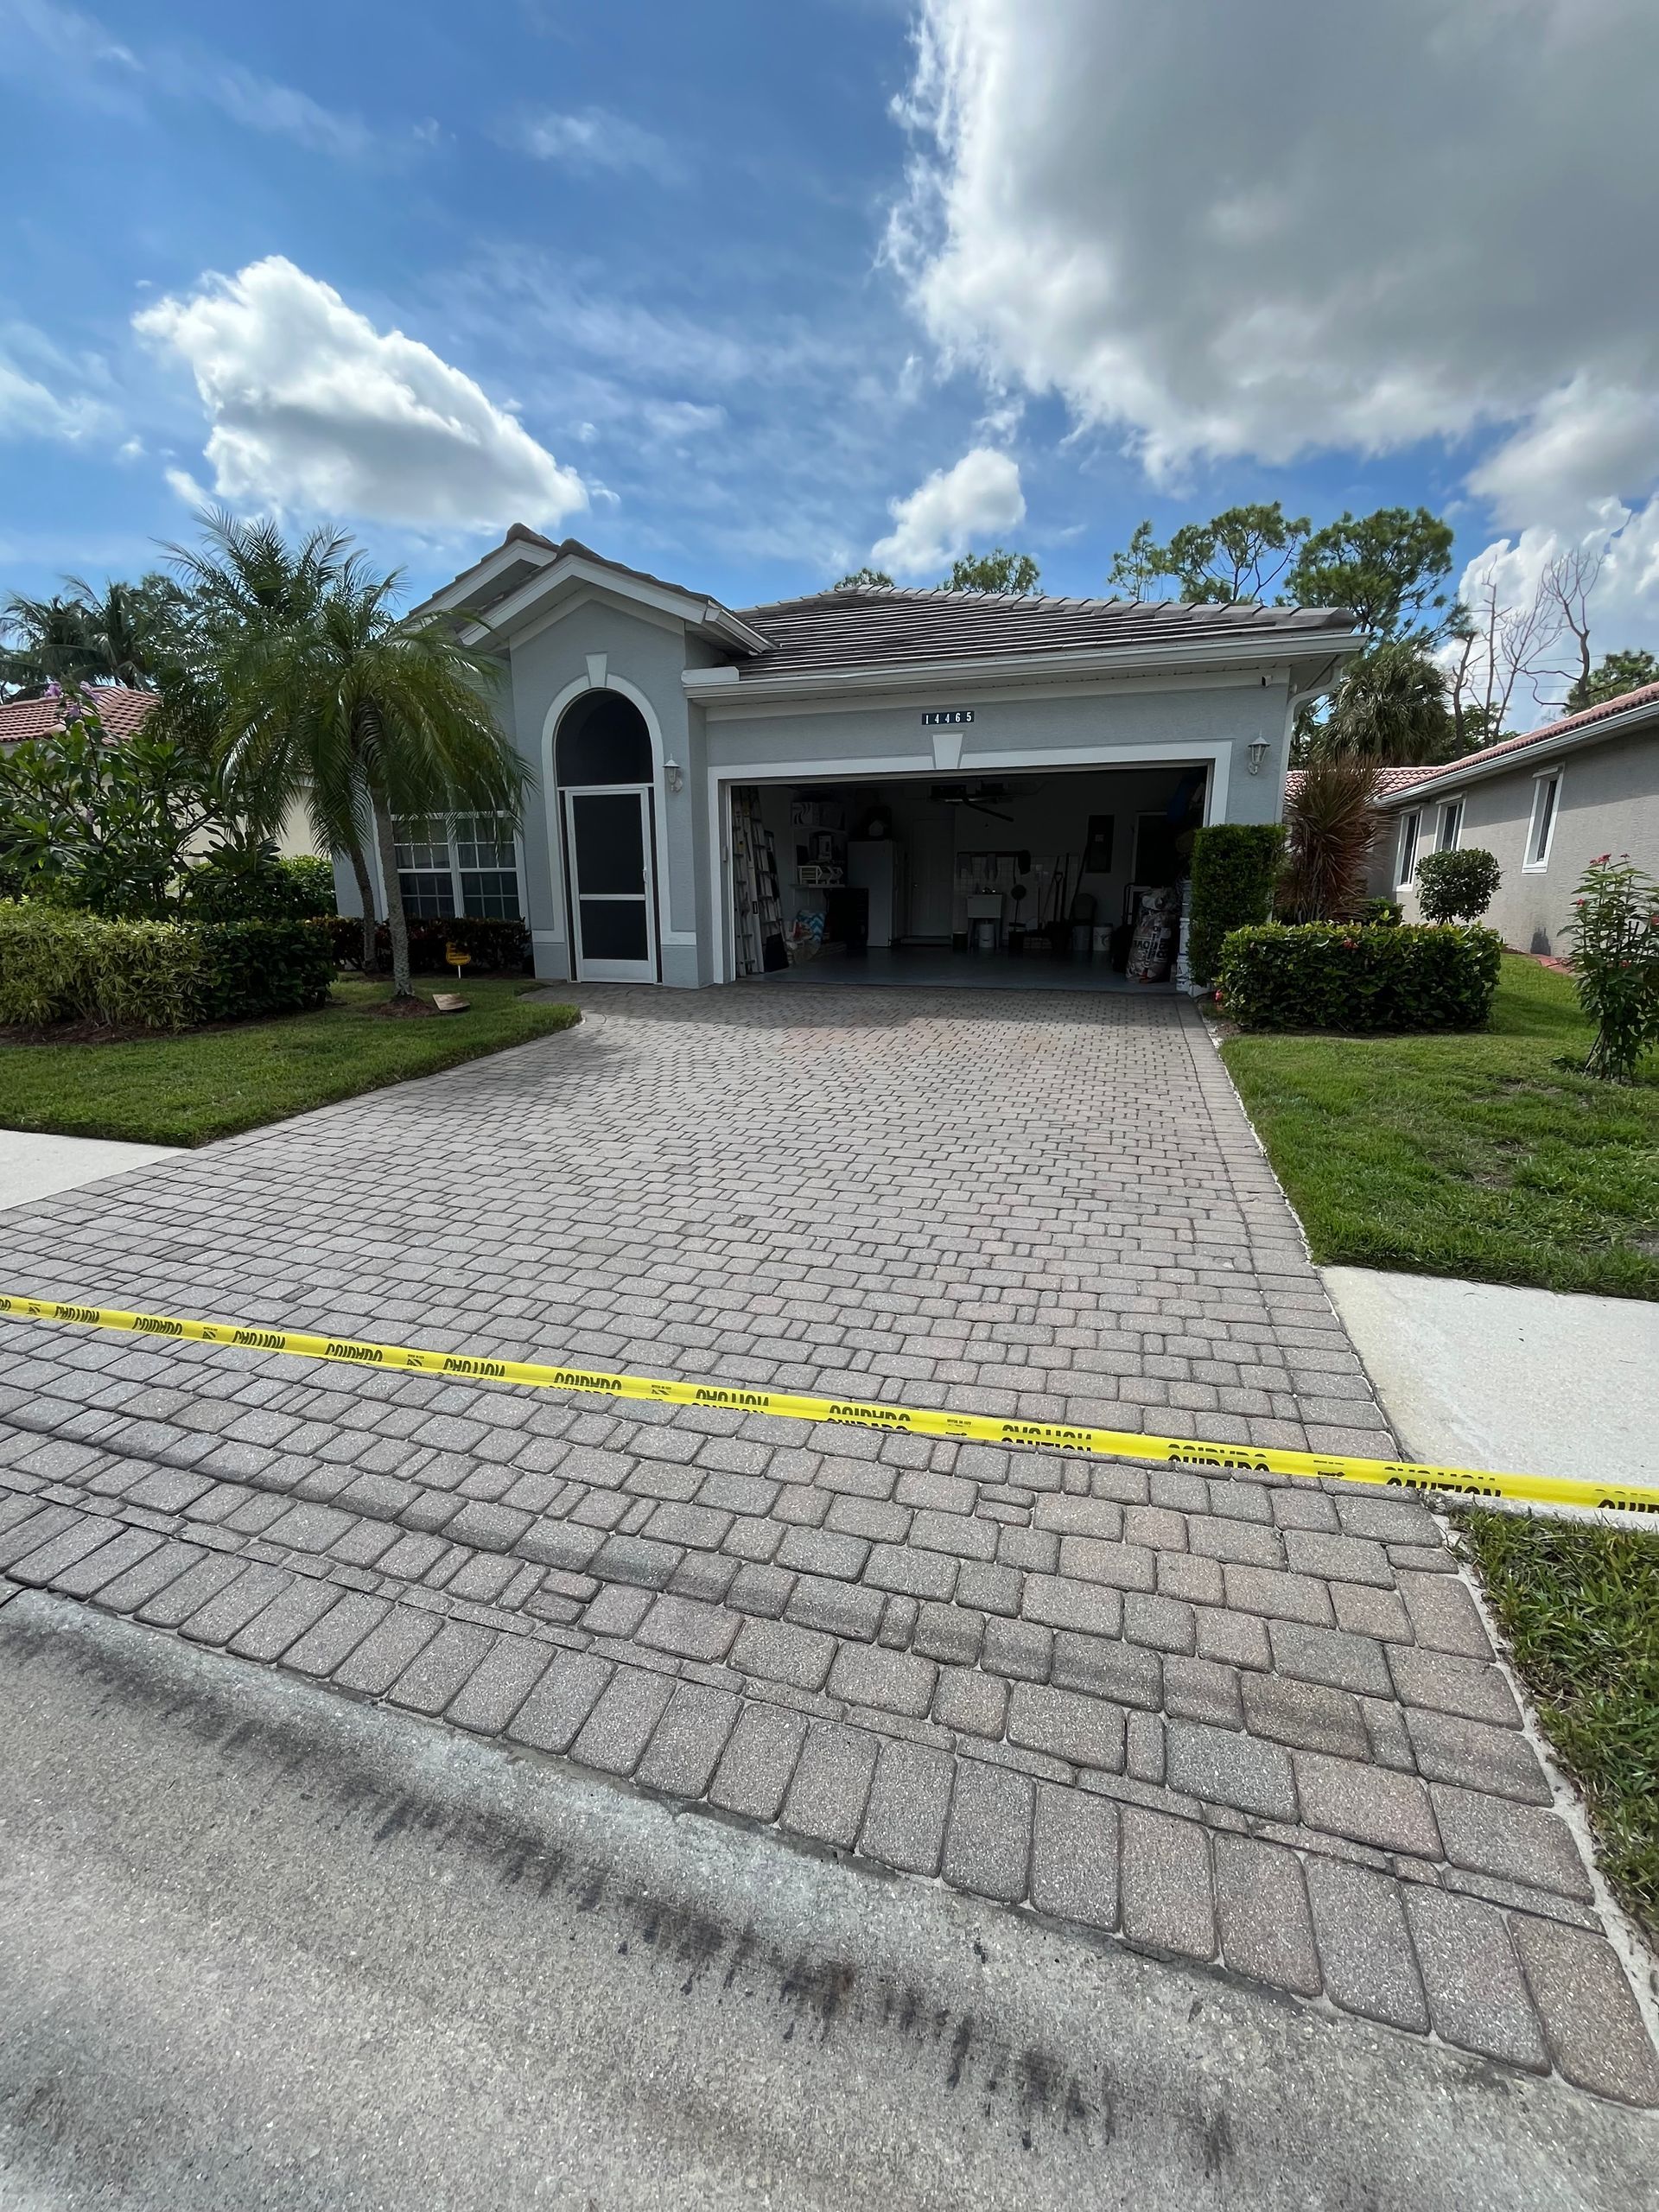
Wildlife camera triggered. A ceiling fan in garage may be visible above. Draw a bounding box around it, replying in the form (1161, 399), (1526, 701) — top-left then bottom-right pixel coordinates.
(929, 780), (1021, 823)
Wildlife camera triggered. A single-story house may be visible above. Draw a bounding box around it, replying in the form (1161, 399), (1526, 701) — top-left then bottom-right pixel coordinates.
(338, 529), (1362, 988)
(1365, 683), (1659, 954)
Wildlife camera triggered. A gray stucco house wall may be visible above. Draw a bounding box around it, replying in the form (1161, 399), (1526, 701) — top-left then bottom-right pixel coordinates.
(338, 531), (1363, 988)
(1368, 689), (1659, 956)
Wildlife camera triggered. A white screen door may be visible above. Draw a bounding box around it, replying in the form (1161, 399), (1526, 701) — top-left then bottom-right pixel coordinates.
(563, 785), (658, 982)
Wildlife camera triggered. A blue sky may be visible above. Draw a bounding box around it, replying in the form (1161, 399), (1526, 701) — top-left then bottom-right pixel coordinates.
(3, 0), (1656, 692)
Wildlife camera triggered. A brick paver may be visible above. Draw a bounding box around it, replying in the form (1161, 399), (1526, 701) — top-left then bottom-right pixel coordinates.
(0, 982), (1653, 2102)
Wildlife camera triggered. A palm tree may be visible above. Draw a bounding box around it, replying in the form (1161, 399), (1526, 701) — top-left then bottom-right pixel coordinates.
(224, 564), (524, 1002)
(158, 511), (386, 960)
(64, 573), (187, 688)
(1314, 640), (1456, 766)
(1280, 757), (1382, 921)
(1, 591), (101, 695)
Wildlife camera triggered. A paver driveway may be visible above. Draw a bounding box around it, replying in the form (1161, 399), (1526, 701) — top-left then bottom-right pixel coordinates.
(1, 982), (1654, 2105)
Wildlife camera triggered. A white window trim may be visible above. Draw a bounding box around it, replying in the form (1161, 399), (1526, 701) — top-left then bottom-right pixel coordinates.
(1523, 768), (1563, 872)
(1396, 809), (1421, 887)
(383, 811), (527, 922)
(1436, 798), (1463, 852)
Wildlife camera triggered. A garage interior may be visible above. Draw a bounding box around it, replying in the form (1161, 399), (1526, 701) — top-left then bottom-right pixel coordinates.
(730, 763), (1206, 990)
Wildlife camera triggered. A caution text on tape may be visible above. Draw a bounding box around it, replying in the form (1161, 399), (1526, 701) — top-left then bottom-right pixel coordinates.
(1, 1291), (1652, 1519)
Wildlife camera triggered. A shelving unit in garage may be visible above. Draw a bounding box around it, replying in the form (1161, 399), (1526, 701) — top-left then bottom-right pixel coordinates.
(730, 786), (785, 976)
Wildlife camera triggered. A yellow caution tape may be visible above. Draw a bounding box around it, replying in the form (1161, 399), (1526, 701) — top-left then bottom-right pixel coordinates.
(1, 1290), (1652, 1519)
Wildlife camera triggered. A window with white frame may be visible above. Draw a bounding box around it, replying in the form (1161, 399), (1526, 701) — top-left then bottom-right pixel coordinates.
(393, 815), (522, 918)
(1396, 810), (1422, 885)
(1525, 771), (1562, 869)
(1435, 798), (1463, 851)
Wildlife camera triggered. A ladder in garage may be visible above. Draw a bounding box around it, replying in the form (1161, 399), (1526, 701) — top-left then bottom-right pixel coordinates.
(730, 787), (783, 977)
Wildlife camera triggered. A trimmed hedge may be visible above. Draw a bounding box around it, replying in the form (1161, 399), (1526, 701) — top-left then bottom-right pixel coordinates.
(197, 919), (336, 1022)
(0, 902), (334, 1032)
(1217, 921), (1503, 1033)
(1186, 823), (1287, 988)
(328, 913), (531, 972)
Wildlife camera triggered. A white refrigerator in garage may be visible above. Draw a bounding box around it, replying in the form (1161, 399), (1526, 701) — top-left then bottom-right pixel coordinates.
(847, 839), (906, 948)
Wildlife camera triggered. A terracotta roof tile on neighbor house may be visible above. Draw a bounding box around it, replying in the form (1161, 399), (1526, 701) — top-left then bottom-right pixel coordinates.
(0, 684), (158, 744)
(1282, 763), (1430, 804)
(729, 582), (1357, 678)
(1375, 678), (1659, 797)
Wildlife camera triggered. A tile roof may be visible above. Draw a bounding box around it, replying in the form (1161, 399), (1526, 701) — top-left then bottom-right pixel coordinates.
(435, 528), (1359, 675)
(0, 684), (157, 744)
(728, 582), (1356, 677)
(1374, 679), (1659, 798)
(1283, 764), (1428, 804)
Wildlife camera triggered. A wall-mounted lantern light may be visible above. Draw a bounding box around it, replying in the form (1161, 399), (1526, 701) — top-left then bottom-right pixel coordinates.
(1247, 738), (1270, 776)
(664, 758), (684, 793)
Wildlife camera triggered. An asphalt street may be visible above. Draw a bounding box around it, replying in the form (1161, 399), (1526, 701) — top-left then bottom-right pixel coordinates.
(0, 1591), (1652, 2211)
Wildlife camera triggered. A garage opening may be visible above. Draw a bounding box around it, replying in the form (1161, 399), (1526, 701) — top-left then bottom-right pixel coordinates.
(728, 762), (1207, 989)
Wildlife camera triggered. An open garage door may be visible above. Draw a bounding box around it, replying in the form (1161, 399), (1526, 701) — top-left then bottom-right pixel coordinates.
(723, 760), (1209, 990)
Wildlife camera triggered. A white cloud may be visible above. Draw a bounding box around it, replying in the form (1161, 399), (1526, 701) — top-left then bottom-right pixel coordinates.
(0, 356), (105, 444)
(135, 257), (588, 531)
(197, 63), (374, 161)
(1450, 507), (1659, 725)
(889, 0), (1659, 505)
(504, 105), (679, 181)
(1, 2), (380, 158)
(871, 446), (1024, 575)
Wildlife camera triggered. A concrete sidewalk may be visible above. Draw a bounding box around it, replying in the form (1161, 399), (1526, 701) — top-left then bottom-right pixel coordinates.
(0, 1128), (182, 1213)
(1323, 1268), (1659, 1492)
(2, 1592), (1652, 2211)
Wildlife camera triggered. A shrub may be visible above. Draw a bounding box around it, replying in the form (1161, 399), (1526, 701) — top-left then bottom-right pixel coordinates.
(278, 855), (338, 918)
(1217, 922), (1503, 1033)
(1186, 823), (1286, 988)
(1357, 897), (1402, 926)
(184, 844), (336, 922)
(1280, 758), (1382, 921)
(327, 912), (531, 973)
(197, 919), (337, 1022)
(0, 903), (102, 1026)
(1416, 846), (1502, 923)
(1565, 854), (1659, 1081)
(0, 902), (335, 1032)
(90, 919), (204, 1031)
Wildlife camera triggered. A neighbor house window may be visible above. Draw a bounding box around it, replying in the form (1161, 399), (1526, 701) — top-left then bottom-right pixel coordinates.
(1436, 798), (1463, 851)
(1525, 772), (1562, 869)
(393, 815), (522, 918)
(1397, 810), (1422, 885)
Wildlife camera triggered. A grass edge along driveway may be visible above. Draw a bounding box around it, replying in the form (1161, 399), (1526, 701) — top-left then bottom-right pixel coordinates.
(1456, 1507), (1659, 1945)
(0, 977), (581, 1147)
(1221, 956), (1659, 1300)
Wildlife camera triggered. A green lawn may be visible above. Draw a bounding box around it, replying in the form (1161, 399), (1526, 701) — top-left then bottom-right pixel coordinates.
(1222, 956), (1659, 1298)
(1456, 1510), (1659, 1942)
(0, 977), (581, 1146)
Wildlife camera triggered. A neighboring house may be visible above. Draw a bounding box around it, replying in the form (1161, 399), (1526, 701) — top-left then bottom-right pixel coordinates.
(0, 683), (159, 746)
(339, 528), (1362, 988)
(0, 683), (320, 861)
(1365, 683), (1659, 954)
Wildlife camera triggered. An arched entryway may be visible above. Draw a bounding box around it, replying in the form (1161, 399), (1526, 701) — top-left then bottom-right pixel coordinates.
(555, 690), (660, 983)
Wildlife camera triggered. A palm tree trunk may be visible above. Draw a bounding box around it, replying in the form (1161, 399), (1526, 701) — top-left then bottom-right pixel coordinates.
(345, 838), (379, 970)
(370, 792), (414, 999)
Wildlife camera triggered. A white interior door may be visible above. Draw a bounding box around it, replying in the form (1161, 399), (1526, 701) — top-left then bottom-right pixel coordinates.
(563, 785), (658, 983)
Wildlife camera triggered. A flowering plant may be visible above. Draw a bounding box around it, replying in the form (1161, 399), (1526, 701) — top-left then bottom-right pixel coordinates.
(1565, 854), (1659, 1081)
